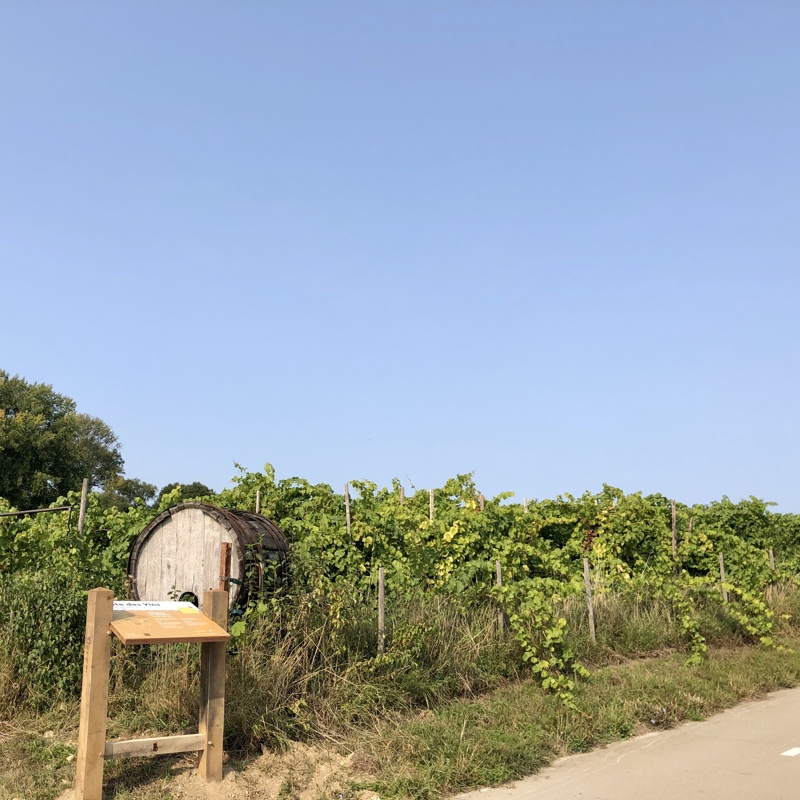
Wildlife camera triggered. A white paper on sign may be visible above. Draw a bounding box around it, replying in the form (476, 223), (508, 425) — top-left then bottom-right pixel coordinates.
(781, 748), (800, 757)
(113, 601), (197, 611)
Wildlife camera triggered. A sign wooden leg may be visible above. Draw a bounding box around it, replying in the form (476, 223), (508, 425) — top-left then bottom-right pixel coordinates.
(75, 588), (114, 800)
(199, 589), (228, 782)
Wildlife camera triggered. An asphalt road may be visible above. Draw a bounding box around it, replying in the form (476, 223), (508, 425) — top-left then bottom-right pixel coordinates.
(454, 687), (800, 800)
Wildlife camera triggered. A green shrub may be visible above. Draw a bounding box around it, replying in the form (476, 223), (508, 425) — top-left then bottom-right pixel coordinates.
(0, 572), (86, 710)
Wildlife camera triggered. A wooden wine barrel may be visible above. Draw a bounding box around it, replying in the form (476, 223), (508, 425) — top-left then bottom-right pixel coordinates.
(127, 502), (288, 609)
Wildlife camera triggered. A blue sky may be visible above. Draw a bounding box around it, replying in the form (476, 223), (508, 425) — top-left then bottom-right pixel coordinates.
(2, 2), (799, 509)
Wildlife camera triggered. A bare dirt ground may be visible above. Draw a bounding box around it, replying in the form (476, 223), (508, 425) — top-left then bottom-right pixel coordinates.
(54, 742), (379, 800)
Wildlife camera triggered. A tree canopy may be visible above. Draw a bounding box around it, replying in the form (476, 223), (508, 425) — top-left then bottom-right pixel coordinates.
(0, 371), (124, 509)
(156, 481), (214, 505)
(100, 476), (158, 511)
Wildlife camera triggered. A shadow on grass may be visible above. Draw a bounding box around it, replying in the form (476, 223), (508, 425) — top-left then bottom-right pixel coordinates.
(102, 752), (198, 798)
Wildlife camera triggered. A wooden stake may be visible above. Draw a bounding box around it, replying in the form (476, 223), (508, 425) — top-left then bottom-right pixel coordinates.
(479, 494), (485, 512)
(75, 588), (114, 800)
(78, 477), (89, 534)
(218, 542), (232, 591)
(199, 590), (228, 782)
(344, 483), (351, 542)
(769, 548), (775, 571)
(671, 499), (677, 559)
(377, 566), (385, 654)
(583, 558), (596, 645)
(255, 489), (261, 515)
(495, 560), (504, 636)
(689, 516), (694, 533)
(429, 488), (434, 522)
(523, 497), (528, 513)
(399, 486), (405, 505)
(719, 552), (729, 604)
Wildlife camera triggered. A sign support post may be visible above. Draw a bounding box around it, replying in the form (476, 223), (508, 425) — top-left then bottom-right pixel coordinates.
(199, 589), (228, 781)
(75, 588), (114, 800)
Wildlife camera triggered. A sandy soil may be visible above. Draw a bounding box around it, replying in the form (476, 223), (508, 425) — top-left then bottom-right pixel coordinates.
(55, 742), (380, 800)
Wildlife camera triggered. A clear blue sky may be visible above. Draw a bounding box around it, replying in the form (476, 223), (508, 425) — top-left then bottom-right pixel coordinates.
(2, 2), (799, 509)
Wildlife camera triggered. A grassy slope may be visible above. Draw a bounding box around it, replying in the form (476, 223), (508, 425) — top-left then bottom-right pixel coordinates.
(353, 638), (800, 800)
(5, 638), (800, 800)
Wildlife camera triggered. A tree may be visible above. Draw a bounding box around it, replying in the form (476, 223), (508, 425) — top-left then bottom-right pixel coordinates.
(157, 481), (215, 506)
(100, 476), (158, 511)
(0, 371), (124, 508)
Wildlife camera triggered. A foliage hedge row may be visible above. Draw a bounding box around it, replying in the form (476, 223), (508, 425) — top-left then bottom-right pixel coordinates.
(2, 465), (800, 708)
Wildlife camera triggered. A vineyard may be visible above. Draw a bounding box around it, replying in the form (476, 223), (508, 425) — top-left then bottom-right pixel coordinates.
(3, 464), (800, 727)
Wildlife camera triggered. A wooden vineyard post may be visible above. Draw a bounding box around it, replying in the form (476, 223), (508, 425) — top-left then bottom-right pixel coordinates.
(255, 489), (261, 515)
(583, 558), (597, 645)
(523, 497), (528, 513)
(769, 548), (776, 571)
(199, 589), (229, 782)
(78, 477), (89, 534)
(345, 483), (352, 542)
(399, 486), (405, 505)
(219, 542), (232, 591)
(377, 566), (386, 654)
(671, 499), (677, 560)
(429, 488), (434, 521)
(495, 560), (505, 636)
(75, 588), (114, 800)
(719, 552), (729, 604)
(479, 493), (485, 512)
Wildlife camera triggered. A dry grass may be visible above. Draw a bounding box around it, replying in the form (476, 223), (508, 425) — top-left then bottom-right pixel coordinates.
(351, 634), (800, 800)
(4, 582), (800, 799)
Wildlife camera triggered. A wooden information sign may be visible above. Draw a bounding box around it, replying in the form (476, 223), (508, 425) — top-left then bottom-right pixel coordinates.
(110, 600), (230, 645)
(75, 589), (229, 800)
